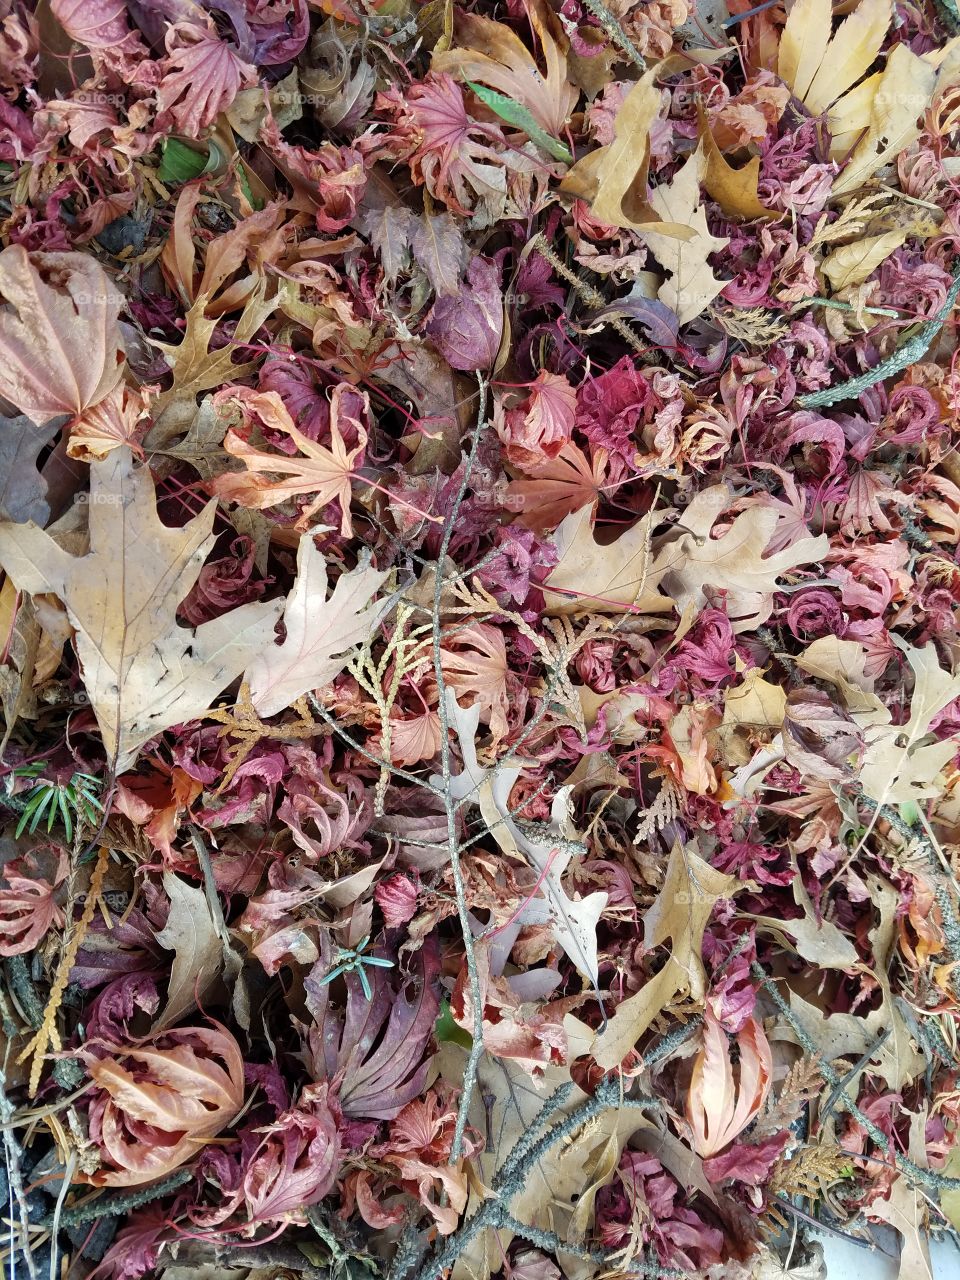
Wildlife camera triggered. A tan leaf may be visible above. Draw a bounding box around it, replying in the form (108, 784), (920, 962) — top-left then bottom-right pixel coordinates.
(442, 694), (608, 986)
(0, 245), (125, 422)
(722, 666), (787, 731)
(639, 145), (730, 325)
(542, 503), (672, 616)
(437, 1043), (643, 1280)
(592, 844), (739, 1070)
(212, 388), (366, 536)
(0, 448), (282, 771)
(831, 44), (938, 194)
(432, 0), (577, 136)
(821, 229), (907, 290)
(152, 873), (224, 1033)
(686, 1007), (772, 1158)
(778, 0), (891, 116)
(698, 107), (768, 221)
(867, 1112), (932, 1280)
(247, 535), (391, 718)
(858, 638), (960, 806)
(651, 487), (830, 633)
(146, 282), (278, 448)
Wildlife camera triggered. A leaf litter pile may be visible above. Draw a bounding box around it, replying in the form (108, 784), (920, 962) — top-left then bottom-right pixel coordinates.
(5, 0), (960, 1277)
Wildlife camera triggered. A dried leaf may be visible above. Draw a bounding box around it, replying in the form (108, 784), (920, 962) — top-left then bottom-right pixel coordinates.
(592, 844), (739, 1070)
(0, 246), (125, 422)
(152, 873), (224, 1033)
(0, 448), (282, 771)
(638, 145), (730, 325)
(778, 0), (891, 116)
(821, 230), (908, 290)
(246, 536), (392, 718)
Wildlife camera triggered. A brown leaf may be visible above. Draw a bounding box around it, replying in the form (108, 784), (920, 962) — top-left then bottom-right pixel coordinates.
(432, 0), (577, 136)
(0, 448), (282, 771)
(651, 486), (830, 633)
(697, 107), (768, 221)
(78, 1022), (245, 1187)
(592, 844), (739, 1070)
(542, 503), (672, 615)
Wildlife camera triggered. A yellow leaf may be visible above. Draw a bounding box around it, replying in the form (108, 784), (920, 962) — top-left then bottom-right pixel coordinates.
(777, 0), (831, 104)
(778, 0), (892, 116)
(832, 44), (938, 195)
(698, 107), (769, 221)
(591, 845), (739, 1070)
(821, 229), (907, 290)
(561, 58), (694, 238)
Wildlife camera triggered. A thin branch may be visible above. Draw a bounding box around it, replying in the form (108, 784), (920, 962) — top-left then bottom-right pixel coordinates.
(432, 373), (489, 1164)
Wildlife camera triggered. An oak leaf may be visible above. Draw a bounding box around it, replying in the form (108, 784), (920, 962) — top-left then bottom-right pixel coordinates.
(152, 873), (225, 1033)
(246, 535), (392, 718)
(441, 694), (608, 987)
(651, 486), (830, 633)
(638, 144), (730, 325)
(0, 412), (68, 525)
(591, 843), (739, 1070)
(543, 503), (670, 615)
(0, 448), (282, 771)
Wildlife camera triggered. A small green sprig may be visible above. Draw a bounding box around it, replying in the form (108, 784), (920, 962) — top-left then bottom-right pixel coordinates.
(316, 935), (394, 1001)
(11, 764), (103, 843)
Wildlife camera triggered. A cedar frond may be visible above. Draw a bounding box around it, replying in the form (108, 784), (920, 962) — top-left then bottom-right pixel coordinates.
(18, 846), (111, 1096)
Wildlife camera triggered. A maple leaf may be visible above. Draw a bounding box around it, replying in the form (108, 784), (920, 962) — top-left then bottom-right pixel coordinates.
(0, 851), (67, 957)
(432, 0), (577, 137)
(0, 448), (282, 772)
(156, 22), (257, 137)
(0, 245), (125, 423)
(440, 621), (511, 740)
(506, 440), (609, 531)
(211, 388), (366, 535)
(246, 536), (392, 718)
(78, 1022), (246, 1187)
(305, 938), (440, 1120)
(638, 144), (730, 326)
(651, 486), (830, 633)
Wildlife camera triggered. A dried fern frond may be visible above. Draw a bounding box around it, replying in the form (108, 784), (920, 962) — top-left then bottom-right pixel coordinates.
(709, 304), (789, 348)
(753, 1055), (824, 1137)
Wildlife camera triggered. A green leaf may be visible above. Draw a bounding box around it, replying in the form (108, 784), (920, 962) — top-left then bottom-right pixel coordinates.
(158, 138), (222, 185)
(236, 163), (264, 212)
(466, 81), (573, 164)
(435, 998), (472, 1049)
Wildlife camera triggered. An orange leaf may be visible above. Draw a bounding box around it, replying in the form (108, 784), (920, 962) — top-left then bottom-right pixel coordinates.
(80, 1022), (245, 1187)
(686, 1007), (772, 1158)
(212, 388), (366, 535)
